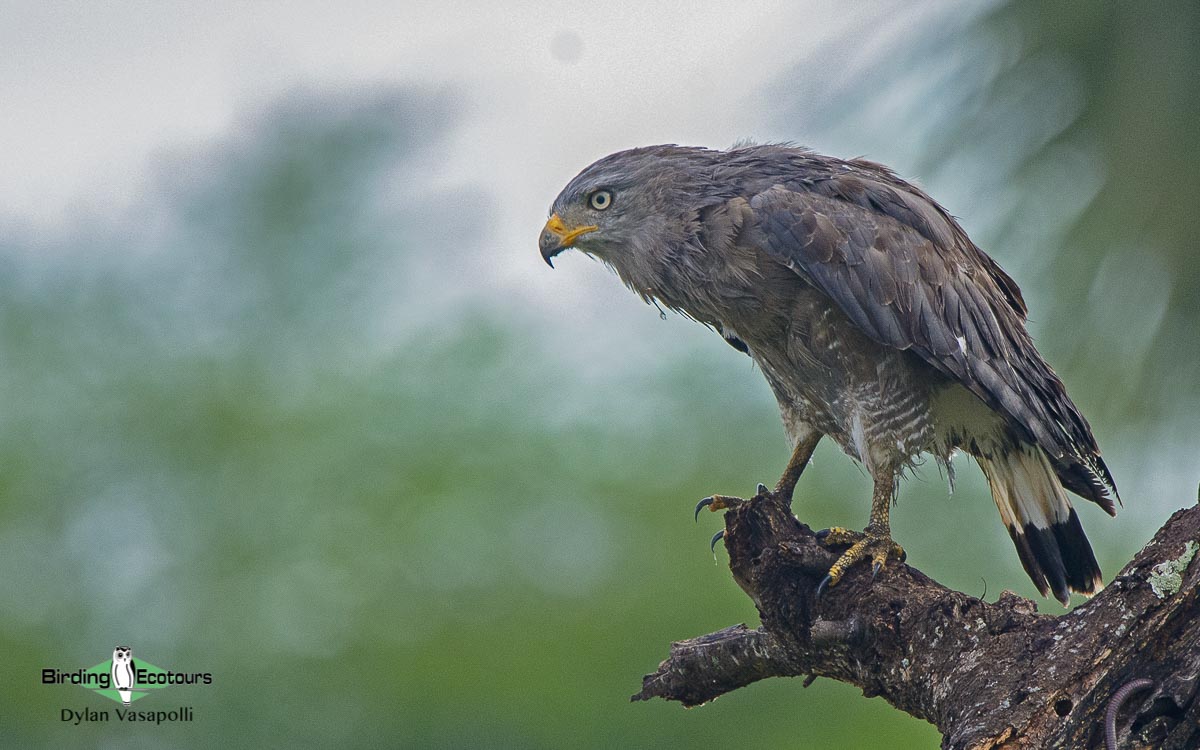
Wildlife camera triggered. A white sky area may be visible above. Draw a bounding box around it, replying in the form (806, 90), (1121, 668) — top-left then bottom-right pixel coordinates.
(0, 1), (891, 214)
(0, 1), (914, 256)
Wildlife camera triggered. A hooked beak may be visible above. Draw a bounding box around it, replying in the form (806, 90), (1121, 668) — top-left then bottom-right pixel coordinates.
(539, 213), (597, 267)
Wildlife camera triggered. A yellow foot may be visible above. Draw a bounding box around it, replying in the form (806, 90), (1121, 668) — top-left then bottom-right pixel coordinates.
(815, 526), (906, 597)
(694, 494), (740, 520)
(694, 484), (772, 521)
(696, 485), (776, 557)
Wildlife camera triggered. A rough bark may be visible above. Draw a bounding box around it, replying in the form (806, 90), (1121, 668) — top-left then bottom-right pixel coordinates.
(633, 491), (1200, 749)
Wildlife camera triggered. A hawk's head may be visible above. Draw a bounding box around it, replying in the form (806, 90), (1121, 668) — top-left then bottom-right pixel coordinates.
(540, 146), (720, 291)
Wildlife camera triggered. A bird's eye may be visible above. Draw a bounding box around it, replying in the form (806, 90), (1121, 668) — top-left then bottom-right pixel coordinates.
(589, 190), (613, 211)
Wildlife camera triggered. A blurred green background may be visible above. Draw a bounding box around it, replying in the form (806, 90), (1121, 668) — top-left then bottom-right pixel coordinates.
(2, 2), (1198, 748)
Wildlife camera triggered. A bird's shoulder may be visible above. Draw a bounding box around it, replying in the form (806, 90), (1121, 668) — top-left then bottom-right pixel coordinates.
(715, 149), (1027, 318)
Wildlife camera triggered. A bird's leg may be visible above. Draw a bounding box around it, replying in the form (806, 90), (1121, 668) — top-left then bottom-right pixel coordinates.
(695, 434), (822, 519)
(773, 433), (821, 505)
(817, 474), (906, 594)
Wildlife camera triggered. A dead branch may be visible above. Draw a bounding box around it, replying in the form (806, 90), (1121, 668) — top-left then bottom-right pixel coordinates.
(633, 493), (1200, 749)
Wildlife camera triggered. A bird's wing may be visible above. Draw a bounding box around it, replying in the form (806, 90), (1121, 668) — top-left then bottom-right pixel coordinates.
(744, 177), (1117, 511)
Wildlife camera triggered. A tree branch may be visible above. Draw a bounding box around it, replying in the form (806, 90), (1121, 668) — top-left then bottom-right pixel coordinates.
(634, 493), (1200, 749)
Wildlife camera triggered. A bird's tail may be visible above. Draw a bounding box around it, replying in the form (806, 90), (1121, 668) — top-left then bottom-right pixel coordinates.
(977, 442), (1103, 606)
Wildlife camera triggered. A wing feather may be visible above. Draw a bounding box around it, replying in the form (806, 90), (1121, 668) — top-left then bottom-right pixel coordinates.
(745, 179), (1117, 512)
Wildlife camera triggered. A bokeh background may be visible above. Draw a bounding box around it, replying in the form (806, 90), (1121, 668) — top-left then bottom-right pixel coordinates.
(2, 1), (1197, 747)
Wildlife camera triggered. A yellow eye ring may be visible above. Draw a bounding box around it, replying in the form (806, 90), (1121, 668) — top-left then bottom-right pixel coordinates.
(589, 190), (613, 210)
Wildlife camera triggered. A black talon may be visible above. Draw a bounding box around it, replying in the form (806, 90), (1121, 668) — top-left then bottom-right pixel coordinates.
(756, 483), (769, 496)
(710, 529), (725, 553)
(694, 497), (714, 521)
(872, 561), (883, 580)
(815, 528), (831, 541)
(815, 574), (832, 599)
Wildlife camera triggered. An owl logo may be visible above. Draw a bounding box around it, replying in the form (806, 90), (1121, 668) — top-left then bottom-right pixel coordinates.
(111, 646), (135, 705)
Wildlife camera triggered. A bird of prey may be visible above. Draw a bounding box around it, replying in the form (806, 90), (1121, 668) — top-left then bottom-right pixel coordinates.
(539, 144), (1118, 605)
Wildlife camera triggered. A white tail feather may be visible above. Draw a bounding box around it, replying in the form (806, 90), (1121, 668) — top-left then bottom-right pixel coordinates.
(980, 443), (1071, 533)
